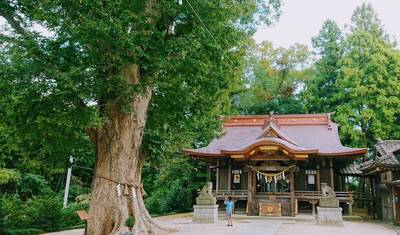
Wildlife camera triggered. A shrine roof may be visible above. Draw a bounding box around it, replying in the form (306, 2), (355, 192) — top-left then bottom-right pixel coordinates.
(360, 140), (400, 173)
(183, 113), (367, 157)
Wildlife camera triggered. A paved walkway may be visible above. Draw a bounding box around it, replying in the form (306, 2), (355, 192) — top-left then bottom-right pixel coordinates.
(43, 213), (398, 235)
(276, 220), (397, 235)
(157, 214), (282, 235)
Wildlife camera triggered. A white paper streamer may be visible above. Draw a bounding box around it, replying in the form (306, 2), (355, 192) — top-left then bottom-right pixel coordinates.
(132, 187), (137, 199)
(116, 184), (122, 197)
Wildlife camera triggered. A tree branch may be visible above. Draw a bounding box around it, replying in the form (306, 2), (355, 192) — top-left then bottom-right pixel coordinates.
(0, 2), (30, 38)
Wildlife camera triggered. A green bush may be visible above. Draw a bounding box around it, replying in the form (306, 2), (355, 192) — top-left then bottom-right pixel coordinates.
(18, 174), (52, 200)
(66, 184), (90, 203)
(144, 157), (206, 215)
(1, 194), (89, 232)
(1, 196), (26, 229)
(23, 196), (63, 231)
(61, 202), (88, 229)
(0, 195), (7, 230)
(5, 228), (43, 235)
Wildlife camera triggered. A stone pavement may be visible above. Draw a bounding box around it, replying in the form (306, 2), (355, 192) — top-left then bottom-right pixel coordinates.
(158, 214), (282, 235)
(276, 220), (396, 235)
(43, 213), (398, 235)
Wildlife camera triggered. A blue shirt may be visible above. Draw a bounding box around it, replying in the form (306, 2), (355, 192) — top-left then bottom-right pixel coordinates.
(225, 200), (233, 213)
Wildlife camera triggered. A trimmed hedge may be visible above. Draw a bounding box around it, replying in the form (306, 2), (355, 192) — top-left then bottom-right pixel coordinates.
(4, 228), (43, 235)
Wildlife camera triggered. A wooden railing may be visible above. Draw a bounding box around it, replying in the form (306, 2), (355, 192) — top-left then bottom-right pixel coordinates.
(213, 190), (354, 203)
(353, 192), (373, 202)
(294, 191), (353, 203)
(212, 190), (248, 199)
(255, 192), (291, 199)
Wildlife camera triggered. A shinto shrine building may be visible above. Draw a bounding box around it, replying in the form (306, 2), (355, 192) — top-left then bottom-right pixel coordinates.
(184, 113), (367, 216)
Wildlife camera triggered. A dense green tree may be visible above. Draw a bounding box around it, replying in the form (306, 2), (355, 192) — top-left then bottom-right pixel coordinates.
(350, 3), (389, 40)
(144, 157), (205, 215)
(0, 0), (281, 234)
(302, 20), (343, 113)
(333, 4), (400, 148)
(334, 31), (400, 148)
(302, 4), (400, 148)
(234, 41), (311, 114)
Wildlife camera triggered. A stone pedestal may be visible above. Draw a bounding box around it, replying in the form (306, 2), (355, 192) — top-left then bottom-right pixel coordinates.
(319, 197), (339, 208)
(316, 207), (343, 225)
(193, 204), (219, 223)
(196, 196), (216, 205)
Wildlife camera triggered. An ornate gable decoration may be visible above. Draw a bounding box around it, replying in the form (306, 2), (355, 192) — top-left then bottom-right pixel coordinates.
(258, 121), (301, 147)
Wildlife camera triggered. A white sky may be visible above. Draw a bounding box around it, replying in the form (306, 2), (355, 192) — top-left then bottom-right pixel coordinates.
(1, 1), (399, 50)
(254, 0), (400, 49)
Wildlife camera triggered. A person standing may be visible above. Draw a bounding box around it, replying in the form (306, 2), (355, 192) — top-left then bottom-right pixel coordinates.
(224, 196), (234, 226)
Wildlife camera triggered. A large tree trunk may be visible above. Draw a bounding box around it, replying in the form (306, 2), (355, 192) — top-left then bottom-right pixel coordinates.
(87, 65), (173, 235)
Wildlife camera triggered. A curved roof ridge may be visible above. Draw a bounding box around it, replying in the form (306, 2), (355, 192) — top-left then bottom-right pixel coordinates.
(257, 122), (303, 148)
(220, 137), (318, 155)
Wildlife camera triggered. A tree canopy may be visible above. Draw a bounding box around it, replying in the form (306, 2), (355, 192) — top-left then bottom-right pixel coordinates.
(1, 1), (400, 234)
(0, 0), (281, 233)
(234, 41), (311, 114)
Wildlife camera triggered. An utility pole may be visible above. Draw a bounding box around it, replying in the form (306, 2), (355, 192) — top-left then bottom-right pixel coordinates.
(63, 156), (73, 208)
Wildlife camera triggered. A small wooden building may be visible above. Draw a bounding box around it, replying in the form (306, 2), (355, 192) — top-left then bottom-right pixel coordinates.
(360, 140), (400, 224)
(184, 114), (367, 216)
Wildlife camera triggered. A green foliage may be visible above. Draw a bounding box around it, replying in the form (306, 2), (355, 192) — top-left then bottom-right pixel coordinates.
(0, 168), (21, 185)
(347, 177), (359, 192)
(18, 173), (52, 200)
(301, 5), (400, 149)
(4, 228), (43, 235)
(302, 19), (343, 113)
(22, 196), (63, 232)
(124, 216), (135, 228)
(0, 0), (281, 231)
(350, 3), (389, 40)
(61, 203), (88, 229)
(334, 30), (400, 148)
(144, 156), (206, 215)
(1, 195), (64, 232)
(0, 195), (7, 232)
(234, 41), (311, 114)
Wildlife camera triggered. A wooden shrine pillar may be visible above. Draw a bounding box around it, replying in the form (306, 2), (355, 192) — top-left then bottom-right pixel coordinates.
(329, 158), (334, 189)
(316, 162), (321, 191)
(247, 169), (253, 215)
(216, 159), (220, 192)
(228, 159), (232, 191)
(206, 164), (211, 182)
(290, 170), (295, 216)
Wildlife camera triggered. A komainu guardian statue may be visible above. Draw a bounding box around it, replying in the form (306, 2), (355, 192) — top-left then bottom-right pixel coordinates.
(192, 182), (218, 223)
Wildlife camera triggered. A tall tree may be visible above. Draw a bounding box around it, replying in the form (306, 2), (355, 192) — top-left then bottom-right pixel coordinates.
(333, 5), (400, 148)
(334, 32), (400, 148)
(350, 3), (389, 40)
(0, 0), (280, 234)
(235, 41), (311, 114)
(302, 19), (343, 113)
